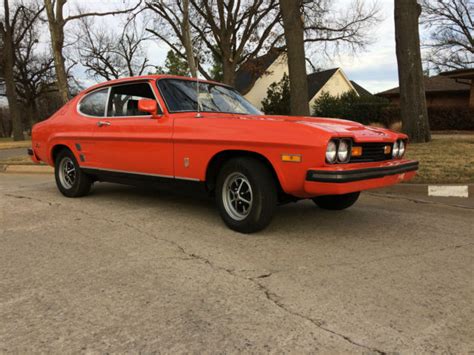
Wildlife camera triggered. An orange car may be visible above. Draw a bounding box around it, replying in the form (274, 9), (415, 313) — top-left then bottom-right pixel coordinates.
(29, 75), (418, 233)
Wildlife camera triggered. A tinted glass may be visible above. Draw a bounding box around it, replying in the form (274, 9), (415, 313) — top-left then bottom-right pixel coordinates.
(79, 88), (108, 117)
(108, 83), (159, 117)
(157, 79), (262, 115)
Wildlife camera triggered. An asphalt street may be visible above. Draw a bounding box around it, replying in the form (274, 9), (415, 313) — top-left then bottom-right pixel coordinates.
(0, 173), (473, 353)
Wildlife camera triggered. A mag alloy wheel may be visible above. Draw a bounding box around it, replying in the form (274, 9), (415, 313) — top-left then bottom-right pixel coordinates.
(54, 149), (92, 198)
(222, 172), (254, 221)
(58, 156), (76, 189)
(216, 157), (277, 233)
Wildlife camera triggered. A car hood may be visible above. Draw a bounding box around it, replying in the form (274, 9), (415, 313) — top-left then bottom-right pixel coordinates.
(237, 114), (400, 142)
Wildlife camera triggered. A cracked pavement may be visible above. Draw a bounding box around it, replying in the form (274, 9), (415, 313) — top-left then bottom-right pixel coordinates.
(0, 174), (473, 353)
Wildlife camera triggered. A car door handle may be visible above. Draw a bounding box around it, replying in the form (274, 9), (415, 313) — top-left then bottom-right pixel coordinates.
(97, 121), (111, 127)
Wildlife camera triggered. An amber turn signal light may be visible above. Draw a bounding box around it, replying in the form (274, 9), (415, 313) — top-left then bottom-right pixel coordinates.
(351, 146), (363, 157)
(281, 154), (302, 163)
(384, 145), (392, 154)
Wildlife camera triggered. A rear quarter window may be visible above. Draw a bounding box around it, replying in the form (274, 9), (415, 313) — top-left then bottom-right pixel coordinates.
(78, 88), (109, 117)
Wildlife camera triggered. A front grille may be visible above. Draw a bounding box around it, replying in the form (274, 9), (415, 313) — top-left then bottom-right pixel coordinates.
(350, 142), (392, 163)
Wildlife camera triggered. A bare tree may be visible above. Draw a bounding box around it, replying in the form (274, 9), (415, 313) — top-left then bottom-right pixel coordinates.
(182, 0), (197, 77)
(14, 9), (56, 130)
(146, 0), (380, 117)
(395, 0), (431, 143)
(304, 1), (380, 47)
(276, 0), (380, 116)
(145, 0), (283, 85)
(421, 0), (473, 72)
(44, 0), (141, 104)
(1, 0), (43, 140)
(75, 18), (152, 81)
(279, 0), (308, 116)
(1, 0), (24, 140)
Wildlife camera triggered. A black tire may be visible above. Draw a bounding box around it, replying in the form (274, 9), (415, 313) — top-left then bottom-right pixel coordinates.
(54, 149), (92, 198)
(312, 192), (360, 210)
(216, 157), (277, 233)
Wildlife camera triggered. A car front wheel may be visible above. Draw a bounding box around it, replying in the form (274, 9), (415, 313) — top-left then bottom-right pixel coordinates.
(54, 149), (92, 198)
(216, 158), (277, 234)
(312, 192), (360, 210)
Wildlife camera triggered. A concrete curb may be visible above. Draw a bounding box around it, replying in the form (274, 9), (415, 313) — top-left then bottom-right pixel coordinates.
(0, 164), (53, 174)
(378, 184), (473, 198)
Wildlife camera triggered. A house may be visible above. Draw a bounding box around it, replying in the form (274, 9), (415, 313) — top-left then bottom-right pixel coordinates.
(440, 68), (474, 109)
(234, 49), (370, 111)
(377, 72), (472, 109)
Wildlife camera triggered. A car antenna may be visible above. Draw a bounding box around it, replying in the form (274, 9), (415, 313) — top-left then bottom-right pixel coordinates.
(195, 52), (202, 118)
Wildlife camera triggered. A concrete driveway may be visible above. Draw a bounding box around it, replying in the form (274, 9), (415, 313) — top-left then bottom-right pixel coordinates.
(0, 174), (473, 353)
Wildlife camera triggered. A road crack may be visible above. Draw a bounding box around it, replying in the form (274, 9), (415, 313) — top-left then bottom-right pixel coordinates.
(2, 191), (398, 353)
(4, 193), (57, 206)
(119, 222), (387, 354)
(254, 272), (272, 279)
(249, 277), (387, 355)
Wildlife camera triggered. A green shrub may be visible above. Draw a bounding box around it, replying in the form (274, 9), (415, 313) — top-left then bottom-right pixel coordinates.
(379, 106), (401, 127)
(427, 107), (474, 130)
(312, 91), (390, 125)
(261, 73), (291, 115)
(376, 106), (474, 131)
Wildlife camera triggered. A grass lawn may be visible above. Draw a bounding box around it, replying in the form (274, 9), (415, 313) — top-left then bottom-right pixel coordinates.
(0, 138), (31, 150)
(406, 134), (474, 184)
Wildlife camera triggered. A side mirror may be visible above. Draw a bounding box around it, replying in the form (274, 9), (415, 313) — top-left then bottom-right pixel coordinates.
(138, 99), (159, 118)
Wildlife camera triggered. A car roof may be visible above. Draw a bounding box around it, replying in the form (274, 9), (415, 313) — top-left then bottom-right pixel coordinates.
(81, 75), (230, 94)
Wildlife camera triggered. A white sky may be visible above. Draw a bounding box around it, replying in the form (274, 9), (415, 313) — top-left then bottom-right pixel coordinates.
(326, 0), (400, 93)
(1, 0), (427, 102)
(69, 0), (405, 94)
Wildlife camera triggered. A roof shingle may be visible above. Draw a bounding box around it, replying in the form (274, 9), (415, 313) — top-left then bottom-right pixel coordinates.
(306, 68), (338, 99)
(378, 75), (470, 96)
(234, 48), (285, 95)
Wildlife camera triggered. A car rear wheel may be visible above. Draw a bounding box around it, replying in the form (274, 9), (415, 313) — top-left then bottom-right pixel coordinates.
(216, 158), (277, 233)
(55, 149), (92, 198)
(312, 192), (360, 210)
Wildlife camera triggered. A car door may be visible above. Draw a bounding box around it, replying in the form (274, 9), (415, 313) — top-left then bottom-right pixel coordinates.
(90, 81), (174, 178)
(75, 87), (110, 168)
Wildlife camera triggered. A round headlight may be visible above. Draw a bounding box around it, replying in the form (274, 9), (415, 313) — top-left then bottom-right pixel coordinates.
(392, 141), (399, 158)
(326, 140), (337, 163)
(398, 140), (405, 157)
(337, 140), (350, 162)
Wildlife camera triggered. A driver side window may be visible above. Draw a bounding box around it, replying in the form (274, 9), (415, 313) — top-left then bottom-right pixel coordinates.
(107, 82), (160, 117)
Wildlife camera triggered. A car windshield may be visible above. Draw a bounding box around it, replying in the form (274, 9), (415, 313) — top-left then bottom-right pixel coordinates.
(157, 79), (262, 115)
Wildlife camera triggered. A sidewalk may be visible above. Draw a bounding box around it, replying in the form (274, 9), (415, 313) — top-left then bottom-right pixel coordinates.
(0, 164), (53, 174)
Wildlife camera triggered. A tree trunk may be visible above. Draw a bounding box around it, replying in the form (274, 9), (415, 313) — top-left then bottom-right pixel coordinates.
(182, 0), (197, 77)
(24, 99), (36, 134)
(394, 0), (431, 143)
(1, 1), (24, 141)
(222, 59), (236, 86)
(31, 98), (39, 123)
(3, 74), (23, 140)
(49, 24), (69, 104)
(45, 0), (69, 104)
(279, 0), (309, 116)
